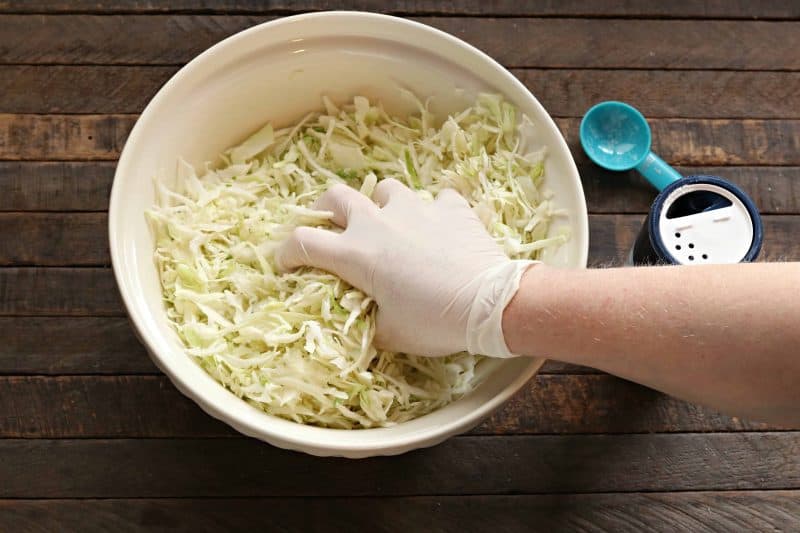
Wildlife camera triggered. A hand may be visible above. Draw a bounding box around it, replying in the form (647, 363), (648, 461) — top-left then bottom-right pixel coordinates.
(275, 178), (535, 357)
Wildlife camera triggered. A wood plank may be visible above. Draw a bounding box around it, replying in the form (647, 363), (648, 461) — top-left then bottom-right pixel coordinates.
(0, 213), (109, 266)
(0, 433), (798, 496)
(0, 317), (155, 374)
(430, 18), (800, 70)
(0, 268), (123, 316)
(0, 114), (135, 161)
(0, 214), (795, 314)
(6, 66), (800, 119)
(1, 492), (797, 532)
(0, 162), (114, 211)
(555, 118), (800, 167)
(3, 213), (797, 268)
(3, 114), (799, 165)
(4, 161), (798, 215)
(477, 374), (786, 435)
(0, 15), (267, 65)
(517, 69), (800, 120)
(0, 375), (232, 437)
(1, 0), (799, 18)
(0, 374), (783, 438)
(0, 316), (584, 375)
(1, 16), (799, 69)
(589, 214), (800, 265)
(582, 166), (800, 215)
(0, 66), (176, 114)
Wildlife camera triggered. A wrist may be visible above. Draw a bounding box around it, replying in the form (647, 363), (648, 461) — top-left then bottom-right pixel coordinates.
(465, 260), (538, 357)
(501, 262), (546, 356)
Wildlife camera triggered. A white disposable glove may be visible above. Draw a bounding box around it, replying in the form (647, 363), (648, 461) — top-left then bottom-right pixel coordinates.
(275, 178), (535, 357)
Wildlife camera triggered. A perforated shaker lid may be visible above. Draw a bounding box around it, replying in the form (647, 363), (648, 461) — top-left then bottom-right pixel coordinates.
(649, 176), (763, 265)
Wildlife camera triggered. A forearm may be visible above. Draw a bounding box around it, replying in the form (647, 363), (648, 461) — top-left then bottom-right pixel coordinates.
(503, 263), (800, 424)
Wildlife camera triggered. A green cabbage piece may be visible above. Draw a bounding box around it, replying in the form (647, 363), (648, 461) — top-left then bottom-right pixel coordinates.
(146, 92), (567, 429)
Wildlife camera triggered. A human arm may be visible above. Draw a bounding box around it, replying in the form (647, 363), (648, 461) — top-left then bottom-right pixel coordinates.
(503, 262), (800, 425)
(276, 180), (800, 425)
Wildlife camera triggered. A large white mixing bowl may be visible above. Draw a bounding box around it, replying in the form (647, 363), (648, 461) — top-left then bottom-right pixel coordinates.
(109, 11), (588, 457)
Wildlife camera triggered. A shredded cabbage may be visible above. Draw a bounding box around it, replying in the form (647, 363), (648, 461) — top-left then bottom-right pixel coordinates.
(147, 93), (567, 428)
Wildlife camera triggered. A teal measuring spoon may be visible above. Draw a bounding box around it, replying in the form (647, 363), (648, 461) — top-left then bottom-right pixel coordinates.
(579, 101), (682, 191)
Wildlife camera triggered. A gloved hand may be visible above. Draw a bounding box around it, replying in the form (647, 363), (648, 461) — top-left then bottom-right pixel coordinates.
(275, 178), (535, 357)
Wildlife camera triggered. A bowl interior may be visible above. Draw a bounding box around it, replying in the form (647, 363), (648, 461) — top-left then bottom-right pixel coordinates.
(110, 13), (588, 457)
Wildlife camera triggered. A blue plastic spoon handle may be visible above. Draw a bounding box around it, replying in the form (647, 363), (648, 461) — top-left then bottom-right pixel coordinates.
(635, 151), (683, 191)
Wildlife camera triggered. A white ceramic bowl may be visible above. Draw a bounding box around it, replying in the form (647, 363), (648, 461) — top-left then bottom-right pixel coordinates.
(109, 11), (588, 458)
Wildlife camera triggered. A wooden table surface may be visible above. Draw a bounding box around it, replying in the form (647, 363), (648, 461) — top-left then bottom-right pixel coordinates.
(1, 1), (799, 531)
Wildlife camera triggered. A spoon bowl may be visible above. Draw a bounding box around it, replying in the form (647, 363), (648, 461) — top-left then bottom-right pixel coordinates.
(580, 101), (651, 171)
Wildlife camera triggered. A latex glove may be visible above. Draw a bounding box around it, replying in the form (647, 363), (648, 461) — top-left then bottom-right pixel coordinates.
(275, 178), (535, 357)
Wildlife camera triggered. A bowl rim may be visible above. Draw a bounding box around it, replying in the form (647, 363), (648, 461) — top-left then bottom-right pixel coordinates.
(109, 10), (589, 456)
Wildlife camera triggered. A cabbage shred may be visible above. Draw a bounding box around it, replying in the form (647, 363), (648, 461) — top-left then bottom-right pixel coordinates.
(147, 93), (566, 429)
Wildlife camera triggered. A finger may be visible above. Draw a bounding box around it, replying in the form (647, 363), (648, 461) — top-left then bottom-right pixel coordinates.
(435, 187), (471, 209)
(373, 177), (415, 207)
(274, 226), (345, 273)
(313, 183), (377, 228)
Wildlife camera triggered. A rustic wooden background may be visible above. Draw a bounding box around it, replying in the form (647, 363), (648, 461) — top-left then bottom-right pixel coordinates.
(1, 1), (799, 531)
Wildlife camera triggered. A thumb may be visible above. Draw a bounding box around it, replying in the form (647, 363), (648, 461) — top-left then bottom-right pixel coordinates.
(275, 226), (345, 274)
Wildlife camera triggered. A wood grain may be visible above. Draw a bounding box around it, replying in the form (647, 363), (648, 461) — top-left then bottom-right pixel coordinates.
(2, 0), (799, 18)
(476, 374), (785, 435)
(0, 214), (794, 316)
(0, 162), (114, 211)
(0, 268), (123, 316)
(0, 213), (109, 266)
(0, 114), (135, 160)
(3, 114), (799, 165)
(0, 3), (794, 516)
(0, 316), (585, 375)
(0, 317), (155, 374)
(517, 69), (800, 119)
(0, 434), (798, 496)
(5, 66), (800, 119)
(1, 492), (797, 532)
(581, 166), (800, 215)
(0, 66), (176, 114)
(1, 16), (799, 69)
(556, 118), (800, 167)
(0, 374), (782, 438)
(1, 213), (795, 269)
(589, 215), (800, 265)
(4, 161), (798, 215)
